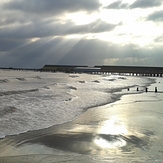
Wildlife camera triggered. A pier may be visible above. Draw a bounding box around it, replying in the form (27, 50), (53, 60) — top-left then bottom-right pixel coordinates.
(41, 65), (163, 77)
(1, 65), (163, 77)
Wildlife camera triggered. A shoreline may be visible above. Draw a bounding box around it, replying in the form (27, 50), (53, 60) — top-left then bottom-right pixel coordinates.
(1, 76), (163, 162)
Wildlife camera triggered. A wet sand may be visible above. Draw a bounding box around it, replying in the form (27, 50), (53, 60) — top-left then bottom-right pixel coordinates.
(1, 79), (163, 162)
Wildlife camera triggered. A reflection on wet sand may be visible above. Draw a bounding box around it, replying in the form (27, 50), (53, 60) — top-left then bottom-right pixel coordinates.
(2, 114), (152, 156)
(99, 117), (128, 135)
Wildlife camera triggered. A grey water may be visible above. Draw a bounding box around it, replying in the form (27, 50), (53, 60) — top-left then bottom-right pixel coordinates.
(0, 70), (154, 138)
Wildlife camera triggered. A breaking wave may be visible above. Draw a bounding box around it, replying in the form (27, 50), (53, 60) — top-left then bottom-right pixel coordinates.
(0, 106), (17, 116)
(0, 89), (39, 96)
(0, 79), (9, 83)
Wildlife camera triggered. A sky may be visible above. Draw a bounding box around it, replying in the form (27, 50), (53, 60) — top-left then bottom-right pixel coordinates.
(0, 0), (163, 68)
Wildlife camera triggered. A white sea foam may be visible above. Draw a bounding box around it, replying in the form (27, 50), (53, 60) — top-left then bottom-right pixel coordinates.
(0, 70), (154, 138)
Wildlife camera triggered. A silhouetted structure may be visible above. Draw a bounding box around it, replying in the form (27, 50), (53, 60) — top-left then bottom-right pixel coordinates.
(1, 65), (163, 77)
(41, 65), (87, 73)
(41, 65), (163, 77)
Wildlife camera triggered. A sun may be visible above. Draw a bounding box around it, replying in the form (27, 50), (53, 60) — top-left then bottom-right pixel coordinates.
(65, 12), (99, 25)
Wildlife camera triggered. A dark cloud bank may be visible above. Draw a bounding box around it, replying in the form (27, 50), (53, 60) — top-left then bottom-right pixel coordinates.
(147, 10), (163, 22)
(0, 38), (162, 68)
(0, 19), (117, 40)
(3, 0), (100, 15)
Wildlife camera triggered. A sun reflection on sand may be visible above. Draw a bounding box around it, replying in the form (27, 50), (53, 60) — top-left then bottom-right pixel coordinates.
(94, 136), (126, 149)
(94, 116), (128, 149)
(99, 117), (128, 135)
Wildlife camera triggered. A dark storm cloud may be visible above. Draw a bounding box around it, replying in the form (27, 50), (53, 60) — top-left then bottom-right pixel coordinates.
(105, 0), (163, 9)
(57, 39), (161, 67)
(105, 1), (128, 9)
(147, 10), (163, 22)
(0, 37), (64, 68)
(3, 0), (101, 16)
(0, 19), (117, 39)
(1, 37), (163, 68)
(130, 0), (163, 9)
(0, 19), (62, 39)
(0, 39), (27, 51)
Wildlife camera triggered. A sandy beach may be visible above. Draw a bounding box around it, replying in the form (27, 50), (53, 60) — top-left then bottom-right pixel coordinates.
(0, 77), (163, 162)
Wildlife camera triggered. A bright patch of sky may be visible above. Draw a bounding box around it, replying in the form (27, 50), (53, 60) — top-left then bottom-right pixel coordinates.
(64, 0), (163, 47)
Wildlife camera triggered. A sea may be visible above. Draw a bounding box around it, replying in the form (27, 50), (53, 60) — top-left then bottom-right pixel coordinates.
(0, 69), (153, 139)
(1, 69), (163, 162)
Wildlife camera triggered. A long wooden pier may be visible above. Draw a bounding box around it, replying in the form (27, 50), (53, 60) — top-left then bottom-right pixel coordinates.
(41, 65), (163, 77)
(95, 65), (163, 77)
(1, 65), (163, 77)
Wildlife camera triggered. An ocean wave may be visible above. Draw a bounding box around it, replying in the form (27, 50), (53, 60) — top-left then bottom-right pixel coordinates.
(0, 106), (17, 116)
(92, 80), (100, 83)
(68, 86), (77, 90)
(118, 77), (127, 80)
(0, 79), (9, 83)
(103, 78), (116, 81)
(16, 78), (26, 81)
(78, 80), (85, 83)
(0, 89), (39, 96)
(33, 76), (41, 79)
(69, 75), (79, 78)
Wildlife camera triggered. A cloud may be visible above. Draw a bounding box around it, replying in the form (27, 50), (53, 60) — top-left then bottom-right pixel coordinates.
(0, 37), (65, 68)
(105, 1), (128, 9)
(0, 19), (63, 39)
(57, 39), (159, 67)
(66, 19), (117, 34)
(105, 0), (163, 10)
(0, 1), (106, 41)
(3, 0), (101, 16)
(147, 10), (163, 22)
(0, 19), (117, 39)
(154, 34), (163, 42)
(1, 1), (163, 69)
(0, 38), (27, 52)
(0, 37), (163, 68)
(130, 0), (163, 9)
